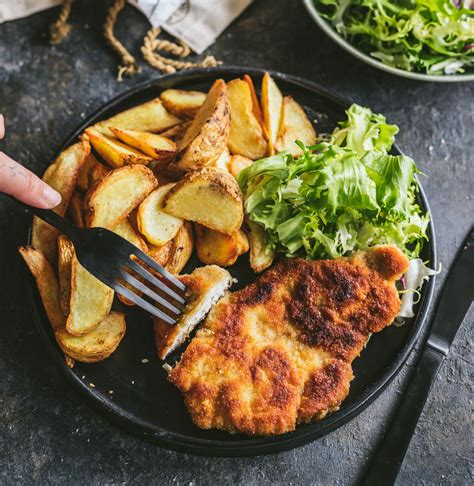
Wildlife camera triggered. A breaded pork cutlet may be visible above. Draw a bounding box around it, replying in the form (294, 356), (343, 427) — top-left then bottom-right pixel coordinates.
(153, 265), (232, 359)
(168, 246), (409, 436)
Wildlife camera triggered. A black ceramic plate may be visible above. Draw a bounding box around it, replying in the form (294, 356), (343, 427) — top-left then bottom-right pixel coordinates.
(25, 67), (436, 456)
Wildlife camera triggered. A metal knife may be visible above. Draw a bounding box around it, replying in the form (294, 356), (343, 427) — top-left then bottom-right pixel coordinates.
(361, 227), (474, 485)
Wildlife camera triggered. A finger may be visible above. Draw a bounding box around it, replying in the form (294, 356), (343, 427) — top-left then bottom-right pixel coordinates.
(0, 114), (4, 139)
(0, 152), (62, 208)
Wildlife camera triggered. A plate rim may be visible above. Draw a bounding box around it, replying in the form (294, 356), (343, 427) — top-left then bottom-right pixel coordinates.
(24, 66), (437, 456)
(302, 0), (474, 83)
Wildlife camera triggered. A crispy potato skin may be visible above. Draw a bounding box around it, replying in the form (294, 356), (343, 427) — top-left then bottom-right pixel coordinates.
(165, 222), (194, 275)
(32, 141), (90, 262)
(261, 72), (284, 155)
(77, 152), (99, 192)
(19, 246), (65, 330)
(67, 191), (85, 228)
(110, 127), (177, 160)
(86, 128), (153, 168)
(88, 162), (110, 188)
(168, 79), (230, 176)
(169, 246), (409, 435)
(56, 311), (126, 363)
(162, 167), (244, 235)
(84, 165), (158, 229)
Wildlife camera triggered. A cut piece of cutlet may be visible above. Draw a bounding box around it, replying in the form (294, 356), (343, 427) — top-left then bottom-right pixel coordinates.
(153, 265), (232, 359)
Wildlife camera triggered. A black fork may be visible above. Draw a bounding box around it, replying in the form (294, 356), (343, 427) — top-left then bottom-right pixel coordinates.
(25, 204), (186, 325)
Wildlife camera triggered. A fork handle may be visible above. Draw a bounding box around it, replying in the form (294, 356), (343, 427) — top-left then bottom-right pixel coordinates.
(6, 194), (81, 241)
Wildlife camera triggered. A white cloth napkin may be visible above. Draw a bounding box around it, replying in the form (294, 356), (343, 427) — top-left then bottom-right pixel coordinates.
(160, 0), (252, 54)
(0, 0), (252, 54)
(0, 0), (62, 23)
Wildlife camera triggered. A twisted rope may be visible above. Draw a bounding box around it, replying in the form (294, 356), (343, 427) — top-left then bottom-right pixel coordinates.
(141, 27), (221, 74)
(49, 0), (75, 45)
(103, 0), (140, 81)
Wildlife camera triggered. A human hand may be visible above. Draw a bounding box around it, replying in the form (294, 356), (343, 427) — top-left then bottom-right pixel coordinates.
(0, 114), (62, 208)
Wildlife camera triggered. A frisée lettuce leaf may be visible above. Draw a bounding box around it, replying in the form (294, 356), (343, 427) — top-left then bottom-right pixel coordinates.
(314, 0), (474, 76)
(238, 103), (429, 260)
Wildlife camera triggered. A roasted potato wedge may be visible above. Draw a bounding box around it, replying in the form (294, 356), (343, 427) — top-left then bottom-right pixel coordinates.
(56, 311), (126, 363)
(243, 74), (268, 139)
(32, 141), (90, 262)
(94, 98), (181, 135)
(169, 79), (230, 175)
(57, 236), (75, 316)
(85, 165), (158, 229)
(147, 240), (173, 267)
(88, 162), (110, 187)
(159, 121), (192, 143)
(195, 225), (249, 266)
(66, 255), (114, 336)
(213, 146), (231, 173)
(127, 207), (140, 232)
(227, 78), (267, 160)
(261, 72), (283, 155)
(137, 183), (183, 246)
(86, 128), (153, 168)
(110, 127), (177, 160)
(228, 154), (253, 177)
(160, 89), (206, 119)
(246, 219), (275, 273)
(274, 96), (316, 156)
(19, 246), (65, 330)
(162, 168), (243, 235)
(67, 191), (85, 228)
(113, 218), (148, 252)
(77, 152), (99, 192)
(20, 246), (123, 364)
(165, 222), (194, 274)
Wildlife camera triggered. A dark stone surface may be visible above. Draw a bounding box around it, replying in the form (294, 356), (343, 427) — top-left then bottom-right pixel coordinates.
(0, 1), (472, 484)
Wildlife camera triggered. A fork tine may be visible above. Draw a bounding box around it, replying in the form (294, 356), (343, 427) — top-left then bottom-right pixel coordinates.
(131, 247), (186, 292)
(114, 282), (177, 324)
(126, 258), (186, 305)
(118, 269), (182, 316)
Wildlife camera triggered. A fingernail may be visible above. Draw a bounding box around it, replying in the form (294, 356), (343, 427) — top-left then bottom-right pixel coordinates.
(42, 185), (62, 208)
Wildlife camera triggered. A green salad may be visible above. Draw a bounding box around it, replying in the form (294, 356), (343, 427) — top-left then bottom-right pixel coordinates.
(313, 0), (474, 75)
(238, 104), (429, 260)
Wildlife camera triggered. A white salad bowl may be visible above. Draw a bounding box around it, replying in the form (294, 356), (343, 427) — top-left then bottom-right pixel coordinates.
(303, 0), (474, 83)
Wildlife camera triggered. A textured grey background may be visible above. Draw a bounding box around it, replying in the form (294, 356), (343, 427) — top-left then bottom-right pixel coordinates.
(0, 1), (473, 484)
